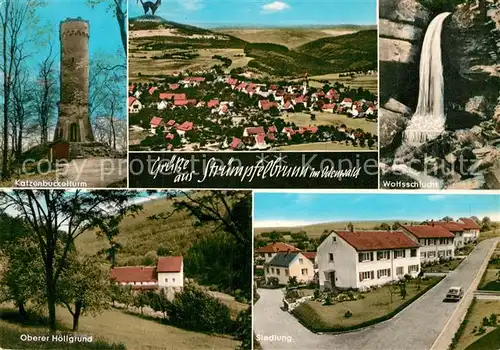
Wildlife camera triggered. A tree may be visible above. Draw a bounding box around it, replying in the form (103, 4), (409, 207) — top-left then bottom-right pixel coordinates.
(58, 254), (111, 331)
(33, 45), (57, 145)
(442, 216), (454, 222)
(0, 190), (142, 331)
(482, 216), (492, 231)
(0, 236), (46, 319)
(149, 288), (170, 319)
(0, 0), (45, 179)
(133, 290), (150, 315)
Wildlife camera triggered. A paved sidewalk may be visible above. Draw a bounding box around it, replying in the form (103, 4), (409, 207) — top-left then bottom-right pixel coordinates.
(254, 239), (498, 350)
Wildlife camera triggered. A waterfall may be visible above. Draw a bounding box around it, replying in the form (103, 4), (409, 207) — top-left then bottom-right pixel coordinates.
(404, 12), (452, 145)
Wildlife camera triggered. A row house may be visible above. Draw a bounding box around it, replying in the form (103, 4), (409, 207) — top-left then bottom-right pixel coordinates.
(457, 218), (481, 242)
(317, 230), (421, 290)
(400, 224), (455, 262)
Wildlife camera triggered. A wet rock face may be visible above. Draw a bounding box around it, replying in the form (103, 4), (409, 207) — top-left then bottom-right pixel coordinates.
(442, 3), (500, 110)
(379, 0), (431, 105)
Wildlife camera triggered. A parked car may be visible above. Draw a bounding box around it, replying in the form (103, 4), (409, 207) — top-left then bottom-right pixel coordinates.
(444, 286), (464, 302)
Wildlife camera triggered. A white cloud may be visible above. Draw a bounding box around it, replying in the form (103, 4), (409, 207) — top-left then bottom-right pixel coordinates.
(179, 0), (204, 11)
(261, 1), (290, 13)
(428, 194), (445, 201)
(254, 220), (317, 228)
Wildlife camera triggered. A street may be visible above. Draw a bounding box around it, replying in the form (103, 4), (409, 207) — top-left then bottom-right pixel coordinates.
(254, 238), (498, 350)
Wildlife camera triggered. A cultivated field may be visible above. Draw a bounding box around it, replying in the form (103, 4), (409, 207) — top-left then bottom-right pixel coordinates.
(282, 111), (377, 134)
(304, 73), (378, 93)
(215, 27), (365, 48)
(129, 47), (251, 82)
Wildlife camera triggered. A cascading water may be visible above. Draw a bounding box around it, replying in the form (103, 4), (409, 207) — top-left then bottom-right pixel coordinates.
(404, 12), (452, 145)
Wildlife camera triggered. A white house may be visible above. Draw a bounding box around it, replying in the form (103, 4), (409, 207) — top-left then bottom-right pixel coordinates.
(110, 256), (183, 291)
(128, 97), (143, 114)
(157, 256), (183, 288)
(400, 224), (455, 263)
(457, 218), (481, 242)
(317, 230), (421, 291)
(432, 221), (465, 248)
(110, 266), (158, 290)
(265, 252), (314, 285)
(255, 242), (300, 263)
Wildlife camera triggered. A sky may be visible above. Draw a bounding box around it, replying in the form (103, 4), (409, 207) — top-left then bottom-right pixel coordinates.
(27, 0), (125, 71)
(254, 193), (500, 228)
(128, 0), (377, 27)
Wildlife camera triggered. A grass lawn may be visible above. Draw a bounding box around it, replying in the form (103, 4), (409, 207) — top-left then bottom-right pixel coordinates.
(293, 278), (440, 330)
(478, 269), (500, 291)
(0, 305), (239, 350)
(466, 327), (500, 350)
(274, 141), (372, 151)
(454, 300), (500, 350)
(283, 112), (377, 135)
(422, 258), (464, 273)
(477, 229), (500, 243)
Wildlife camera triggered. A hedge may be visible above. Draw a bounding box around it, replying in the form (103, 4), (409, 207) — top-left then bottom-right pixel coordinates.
(292, 277), (444, 333)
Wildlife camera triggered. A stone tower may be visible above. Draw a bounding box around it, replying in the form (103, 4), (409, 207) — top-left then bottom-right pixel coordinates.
(54, 18), (94, 142)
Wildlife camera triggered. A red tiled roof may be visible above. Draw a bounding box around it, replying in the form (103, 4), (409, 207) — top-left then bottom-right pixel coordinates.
(266, 132), (276, 141)
(246, 126), (265, 135)
(208, 99), (219, 108)
(148, 87), (158, 95)
(168, 83), (180, 90)
(150, 117), (162, 126)
(129, 85), (134, 92)
(177, 121), (193, 131)
(255, 242), (300, 253)
(458, 218), (481, 230)
(128, 96), (137, 106)
(307, 126), (318, 134)
(165, 133), (174, 140)
(230, 137), (242, 149)
(157, 256), (182, 273)
(268, 126), (277, 133)
(336, 230), (420, 251)
(302, 252), (316, 260)
(221, 104), (228, 113)
(322, 103), (336, 110)
(185, 76), (205, 82)
(174, 93), (187, 100)
(401, 225), (455, 238)
(110, 267), (157, 283)
(159, 93), (175, 100)
(174, 100), (189, 106)
(167, 119), (176, 126)
(226, 78), (238, 85)
(433, 221), (464, 232)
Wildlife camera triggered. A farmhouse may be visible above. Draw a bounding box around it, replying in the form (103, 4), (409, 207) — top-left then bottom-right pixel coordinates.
(317, 230), (421, 291)
(400, 224), (455, 263)
(255, 242), (300, 263)
(264, 252), (314, 285)
(110, 256), (184, 291)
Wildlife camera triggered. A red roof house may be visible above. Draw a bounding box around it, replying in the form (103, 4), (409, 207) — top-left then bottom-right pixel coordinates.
(335, 230), (420, 251)
(157, 256), (183, 273)
(256, 242), (300, 254)
(150, 117), (163, 127)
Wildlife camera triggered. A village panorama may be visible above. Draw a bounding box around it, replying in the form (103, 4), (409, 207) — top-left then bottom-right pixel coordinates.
(128, 14), (378, 152)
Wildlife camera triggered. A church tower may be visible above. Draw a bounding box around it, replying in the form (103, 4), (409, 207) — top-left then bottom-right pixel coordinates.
(54, 18), (94, 142)
(302, 72), (309, 96)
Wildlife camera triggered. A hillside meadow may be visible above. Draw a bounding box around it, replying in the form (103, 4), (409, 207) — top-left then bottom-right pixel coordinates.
(76, 196), (217, 266)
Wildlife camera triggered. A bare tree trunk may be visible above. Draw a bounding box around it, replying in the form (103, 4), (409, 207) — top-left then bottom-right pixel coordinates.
(114, 0), (127, 54)
(72, 301), (82, 331)
(2, 2), (10, 180)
